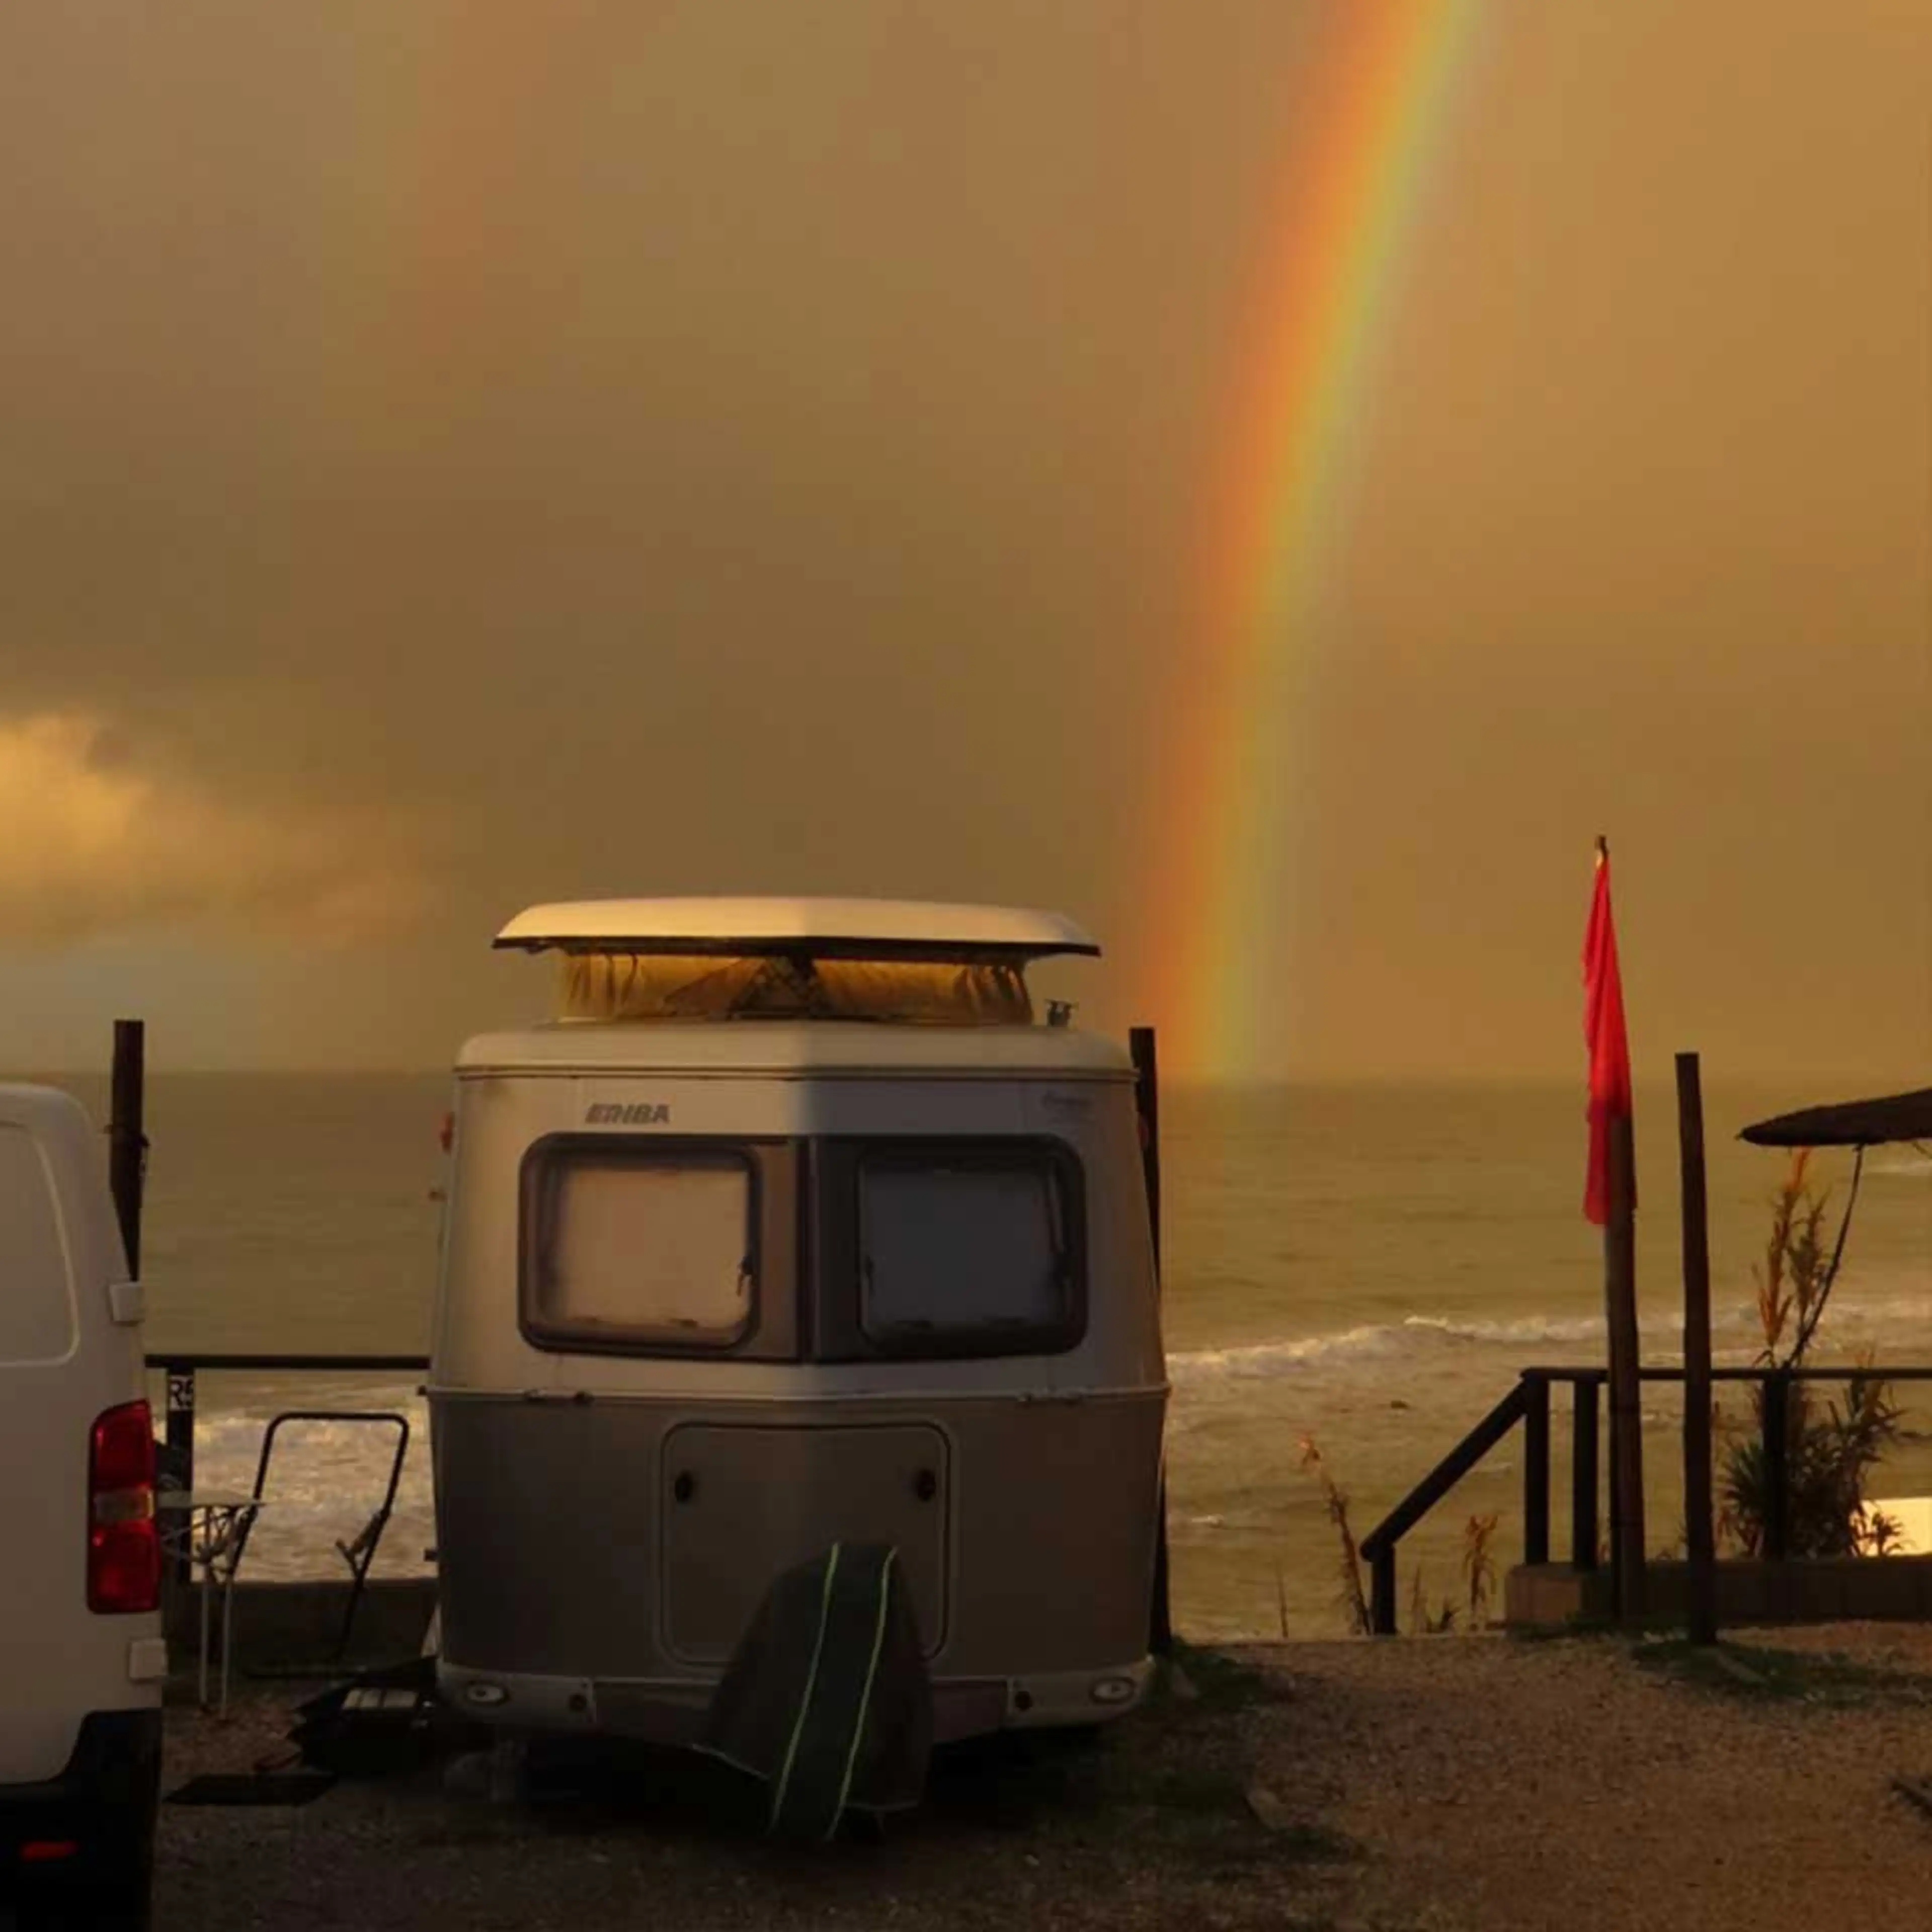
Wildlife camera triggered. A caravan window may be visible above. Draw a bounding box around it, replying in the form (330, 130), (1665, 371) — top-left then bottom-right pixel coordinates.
(840, 1141), (1085, 1358)
(520, 1141), (761, 1352)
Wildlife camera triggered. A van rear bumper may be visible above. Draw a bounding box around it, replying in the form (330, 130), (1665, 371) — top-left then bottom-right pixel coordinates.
(0, 1709), (162, 1885)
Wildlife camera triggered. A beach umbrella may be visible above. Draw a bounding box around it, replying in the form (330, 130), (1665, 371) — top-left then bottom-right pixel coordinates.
(1737, 1087), (1932, 1149)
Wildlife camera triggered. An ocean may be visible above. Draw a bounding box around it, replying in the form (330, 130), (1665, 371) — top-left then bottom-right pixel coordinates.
(34, 1070), (1932, 1641)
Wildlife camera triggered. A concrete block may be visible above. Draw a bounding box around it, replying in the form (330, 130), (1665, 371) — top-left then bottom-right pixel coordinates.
(1506, 1556), (1932, 1632)
(1504, 1564), (1612, 1629)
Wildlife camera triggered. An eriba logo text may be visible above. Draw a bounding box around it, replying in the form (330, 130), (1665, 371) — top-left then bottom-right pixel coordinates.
(586, 1103), (671, 1125)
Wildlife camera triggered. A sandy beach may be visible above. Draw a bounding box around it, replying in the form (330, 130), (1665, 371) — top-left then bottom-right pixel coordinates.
(146, 1622), (1932, 1932)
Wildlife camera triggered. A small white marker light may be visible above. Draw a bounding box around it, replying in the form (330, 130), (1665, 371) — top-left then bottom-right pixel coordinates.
(1090, 1676), (1137, 1705)
(463, 1682), (509, 1707)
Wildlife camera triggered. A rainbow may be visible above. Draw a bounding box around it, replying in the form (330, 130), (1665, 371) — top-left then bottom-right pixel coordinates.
(1148, 2), (1489, 1080)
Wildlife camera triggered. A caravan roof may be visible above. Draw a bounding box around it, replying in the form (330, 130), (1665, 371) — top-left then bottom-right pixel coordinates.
(455, 1020), (1132, 1077)
(494, 898), (1100, 961)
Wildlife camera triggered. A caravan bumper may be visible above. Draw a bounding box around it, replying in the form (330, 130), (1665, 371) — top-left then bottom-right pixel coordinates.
(436, 1655), (1156, 1746)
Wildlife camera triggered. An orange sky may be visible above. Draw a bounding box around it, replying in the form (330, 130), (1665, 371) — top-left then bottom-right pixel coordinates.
(0, 2), (1925, 1080)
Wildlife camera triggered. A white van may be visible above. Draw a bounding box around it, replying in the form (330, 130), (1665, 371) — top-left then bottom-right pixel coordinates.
(0, 1086), (165, 1928)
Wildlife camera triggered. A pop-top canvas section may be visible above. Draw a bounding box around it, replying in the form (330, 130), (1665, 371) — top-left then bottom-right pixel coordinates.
(493, 898), (1099, 1026)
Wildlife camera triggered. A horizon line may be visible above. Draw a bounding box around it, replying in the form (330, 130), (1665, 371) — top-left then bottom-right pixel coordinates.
(5, 1062), (1913, 1088)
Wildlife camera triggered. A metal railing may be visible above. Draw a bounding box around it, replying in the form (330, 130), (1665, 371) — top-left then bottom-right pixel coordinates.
(144, 1352), (430, 1582)
(1358, 1363), (1932, 1636)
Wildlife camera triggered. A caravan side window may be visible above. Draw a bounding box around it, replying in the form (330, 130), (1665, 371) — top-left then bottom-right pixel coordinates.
(821, 1140), (1085, 1359)
(520, 1138), (789, 1355)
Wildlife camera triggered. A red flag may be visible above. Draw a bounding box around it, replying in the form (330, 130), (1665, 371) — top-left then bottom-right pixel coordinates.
(1582, 842), (1633, 1225)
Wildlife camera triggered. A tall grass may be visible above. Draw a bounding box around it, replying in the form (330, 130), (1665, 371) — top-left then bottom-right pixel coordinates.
(1408, 1566), (1455, 1635)
(1463, 1512), (1499, 1628)
(1716, 1149), (1903, 1558)
(1299, 1439), (1503, 1635)
(1297, 1435), (1373, 1636)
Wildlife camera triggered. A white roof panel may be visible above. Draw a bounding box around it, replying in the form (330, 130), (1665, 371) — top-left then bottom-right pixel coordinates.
(494, 897), (1100, 959)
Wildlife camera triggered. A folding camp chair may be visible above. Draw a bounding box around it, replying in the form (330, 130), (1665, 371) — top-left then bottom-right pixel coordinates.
(228, 1410), (412, 1665)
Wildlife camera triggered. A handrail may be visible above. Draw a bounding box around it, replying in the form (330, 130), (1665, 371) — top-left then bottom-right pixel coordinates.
(1359, 1382), (1529, 1635)
(146, 1352), (429, 1373)
(1361, 1359), (1932, 1636)
(1520, 1364), (1932, 1385)
(1361, 1383), (1528, 1561)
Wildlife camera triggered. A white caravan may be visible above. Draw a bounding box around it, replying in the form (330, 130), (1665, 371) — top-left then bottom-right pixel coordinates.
(429, 899), (1168, 1749)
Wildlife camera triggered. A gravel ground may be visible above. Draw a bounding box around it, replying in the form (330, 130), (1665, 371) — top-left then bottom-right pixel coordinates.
(149, 1625), (1932, 1932)
(1240, 1622), (1932, 1932)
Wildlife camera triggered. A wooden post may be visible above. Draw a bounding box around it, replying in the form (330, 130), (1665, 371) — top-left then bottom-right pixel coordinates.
(1129, 1026), (1162, 1262)
(1369, 1547), (1397, 1637)
(1675, 1052), (1717, 1644)
(1571, 1377), (1600, 1570)
(1129, 1025), (1174, 1657)
(109, 1019), (189, 1581)
(1605, 1111), (1647, 1619)
(1522, 1375), (1550, 1566)
(108, 1019), (145, 1277)
(1762, 1371), (1791, 1563)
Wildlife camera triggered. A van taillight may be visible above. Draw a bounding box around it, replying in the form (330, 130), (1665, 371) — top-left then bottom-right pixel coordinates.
(88, 1400), (159, 1614)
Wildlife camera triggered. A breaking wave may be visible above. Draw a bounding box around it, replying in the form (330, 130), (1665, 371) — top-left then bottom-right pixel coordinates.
(1870, 1154), (1932, 1179)
(1169, 1313), (1599, 1383)
(1163, 1292), (1932, 1386)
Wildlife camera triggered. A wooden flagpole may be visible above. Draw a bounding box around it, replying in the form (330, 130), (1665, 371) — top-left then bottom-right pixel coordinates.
(1606, 1107), (1647, 1619)
(1594, 836), (1646, 1621)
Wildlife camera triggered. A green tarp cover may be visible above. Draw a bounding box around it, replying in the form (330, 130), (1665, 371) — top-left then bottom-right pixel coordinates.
(699, 1542), (932, 1841)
